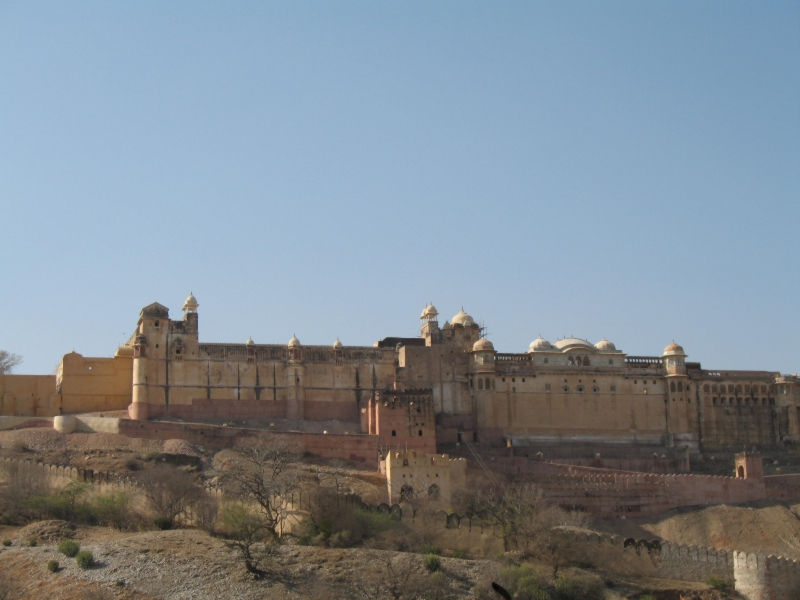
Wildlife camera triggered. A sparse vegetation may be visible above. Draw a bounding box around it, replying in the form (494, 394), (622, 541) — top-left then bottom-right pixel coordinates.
(47, 559), (59, 573)
(1, 540), (10, 547)
(705, 575), (729, 591)
(58, 539), (80, 557)
(27, 538), (37, 547)
(423, 553), (441, 573)
(75, 550), (94, 569)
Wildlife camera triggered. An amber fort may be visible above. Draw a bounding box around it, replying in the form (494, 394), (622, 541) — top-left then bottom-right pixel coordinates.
(2, 293), (798, 456)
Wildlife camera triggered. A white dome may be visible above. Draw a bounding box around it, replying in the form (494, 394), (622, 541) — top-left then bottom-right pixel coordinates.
(246, 337), (255, 347)
(451, 308), (475, 327)
(528, 337), (552, 352)
(595, 338), (616, 351)
(663, 342), (685, 356)
(333, 338), (343, 349)
(473, 338), (494, 352)
(288, 335), (302, 348)
(182, 292), (199, 312)
(420, 304), (439, 319)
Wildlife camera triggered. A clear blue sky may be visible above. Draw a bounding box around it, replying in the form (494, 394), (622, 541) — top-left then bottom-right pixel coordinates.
(1, 1), (798, 375)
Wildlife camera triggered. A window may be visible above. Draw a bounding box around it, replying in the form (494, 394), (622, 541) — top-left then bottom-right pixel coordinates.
(544, 358), (549, 364)
(522, 378), (525, 382)
(670, 382), (676, 392)
(728, 384), (734, 393)
(478, 379), (483, 390)
(592, 386), (599, 393)
(721, 397), (726, 405)
(502, 378), (506, 382)
(154, 320), (159, 327)
(545, 384), (551, 392)
(427, 484), (440, 500)
(486, 378), (491, 390)
(512, 378), (515, 382)
(608, 359), (613, 365)
(418, 430), (423, 436)
(610, 385), (616, 392)
(713, 397), (717, 405)
(563, 385), (570, 392)
(583, 357), (590, 366)
(391, 430), (397, 437)
(577, 385), (584, 393)
(678, 382), (683, 392)
(769, 398), (775, 406)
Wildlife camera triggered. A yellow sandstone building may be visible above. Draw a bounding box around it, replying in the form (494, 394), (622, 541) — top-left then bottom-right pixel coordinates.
(1, 294), (798, 454)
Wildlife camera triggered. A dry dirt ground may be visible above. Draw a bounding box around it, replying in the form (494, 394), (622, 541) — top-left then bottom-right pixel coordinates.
(590, 501), (800, 560)
(0, 426), (780, 598)
(0, 523), (730, 600)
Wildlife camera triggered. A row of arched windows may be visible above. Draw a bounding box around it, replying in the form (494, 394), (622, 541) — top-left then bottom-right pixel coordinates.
(567, 356), (591, 366)
(712, 397), (774, 406)
(703, 383), (774, 394)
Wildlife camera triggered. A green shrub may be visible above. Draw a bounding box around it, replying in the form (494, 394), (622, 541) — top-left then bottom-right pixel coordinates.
(706, 575), (729, 591)
(58, 539), (80, 557)
(1, 540), (10, 547)
(424, 553), (442, 573)
(419, 543), (441, 556)
(451, 548), (467, 559)
(553, 576), (604, 600)
(75, 550), (94, 569)
(47, 560), (59, 573)
(499, 564), (550, 600)
(27, 538), (37, 547)
(153, 517), (173, 530)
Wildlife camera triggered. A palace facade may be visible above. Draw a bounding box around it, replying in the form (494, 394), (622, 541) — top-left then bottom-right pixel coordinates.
(2, 294), (798, 454)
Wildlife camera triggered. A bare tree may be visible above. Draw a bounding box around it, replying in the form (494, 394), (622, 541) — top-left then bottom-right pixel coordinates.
(137, 464), (203, 528)
(220, 438), (301, 540)
(0, 351), (22, 375)
(219, 502), (275, 577)
(352, 553), (429, 600)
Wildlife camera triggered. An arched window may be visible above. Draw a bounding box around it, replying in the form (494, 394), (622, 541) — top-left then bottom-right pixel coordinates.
(670, 382), (676, 392)
(568, 357), (574, 366)
(728, 384), (734, 393)
(402, 458), (408, 466)
(583, 357), (590, 366)
(486, 378), (491, 389)
(608, 359), (613, 365)
(563, 385), (570, 392)
(737, 466), (744, 478)
(712, 397), (717, 405)
(418, 430), (423, 436)
(737, 398), (742, 405)
(678, 382), (683, 392)
(400, 484), (414, 502)
(712, 384), (718, 392)
(761, 385), (767, 393)
(703, 384), (710, 393)
(769, 398), (775, 406)
(735, 385), (742, 394)
(427, 484), (440, 500)
(577, 385), (584, 393)
(478, 379), (483, 390)
(745, 385), (750, 394)
(720, 397), (726, 405)
(391, 430), (397, 437)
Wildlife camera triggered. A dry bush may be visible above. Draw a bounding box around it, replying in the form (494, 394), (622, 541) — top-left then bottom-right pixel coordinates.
(352, 553), (432, 600)
(218, 501), (275, 577)
(136, 464), (204, 528)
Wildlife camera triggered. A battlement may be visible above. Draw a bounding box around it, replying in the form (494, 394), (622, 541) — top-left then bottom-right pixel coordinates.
(734, 551), (800, 600)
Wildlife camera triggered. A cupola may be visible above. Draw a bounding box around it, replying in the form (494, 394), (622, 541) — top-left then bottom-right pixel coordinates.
(473, 338), (494, 352)
(182, 292), (199, 313)
(288, 335), (302, 348)
(595, 338), (616, 352)
(451, 308), (475, 327)
(528, 337), (552, 352)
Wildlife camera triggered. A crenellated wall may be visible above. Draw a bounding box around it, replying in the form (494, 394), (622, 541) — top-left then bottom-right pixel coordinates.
(734, 551), (800, 600)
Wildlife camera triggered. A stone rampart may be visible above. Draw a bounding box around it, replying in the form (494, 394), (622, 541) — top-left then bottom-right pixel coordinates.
(733, 551), (800, 600)
(117, 419), (381, 466)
